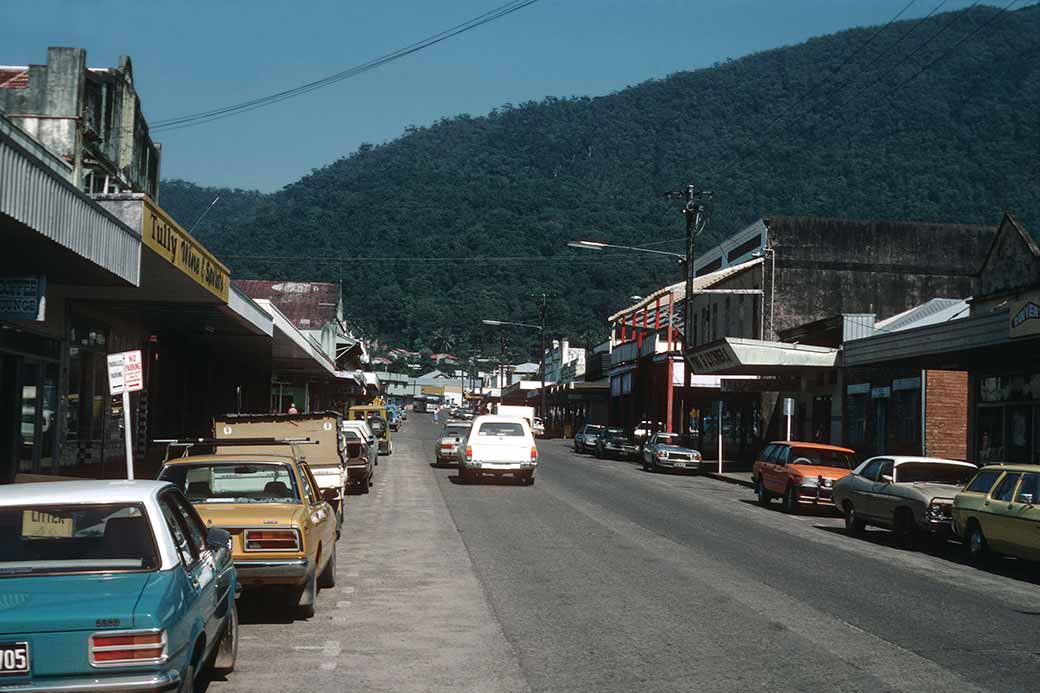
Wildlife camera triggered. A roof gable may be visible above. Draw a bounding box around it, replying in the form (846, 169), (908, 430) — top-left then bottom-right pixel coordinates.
(977, 213), (1040, 299)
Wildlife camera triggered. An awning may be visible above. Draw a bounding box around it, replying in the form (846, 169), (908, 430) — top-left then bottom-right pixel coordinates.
(687, 337), (838, 375)
(1, 116), (141, 286)
(255, 299), (337, 376)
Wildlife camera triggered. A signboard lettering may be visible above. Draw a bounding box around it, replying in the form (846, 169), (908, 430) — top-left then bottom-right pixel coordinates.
(107, 350), (144, 395)
(1010, 296), (1040, 339)
(22, 510), (73, 538)
(0, 276), (46, 321)
(143, 200), (230, 303)
(689, 344), (738, 374)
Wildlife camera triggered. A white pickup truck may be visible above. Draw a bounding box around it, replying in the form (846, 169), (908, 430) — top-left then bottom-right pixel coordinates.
(460, 415), (538, 485)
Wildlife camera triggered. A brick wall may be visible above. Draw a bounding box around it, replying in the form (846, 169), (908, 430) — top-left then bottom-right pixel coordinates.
(925, 370), (968, 459)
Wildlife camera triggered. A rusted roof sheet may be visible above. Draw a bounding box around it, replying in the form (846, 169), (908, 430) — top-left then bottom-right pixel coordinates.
(233, 280), (339, 329)
(0, 68), (29, 89)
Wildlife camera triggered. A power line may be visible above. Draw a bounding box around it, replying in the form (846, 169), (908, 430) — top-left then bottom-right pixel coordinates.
(152, 0), (541, 132)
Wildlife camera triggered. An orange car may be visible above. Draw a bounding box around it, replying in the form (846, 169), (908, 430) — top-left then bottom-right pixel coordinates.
(752, 441), (857, 513)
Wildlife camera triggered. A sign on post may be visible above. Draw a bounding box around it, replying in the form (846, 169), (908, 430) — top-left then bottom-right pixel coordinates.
(783, 397), (795, 441)
(107, 350), (144, 479)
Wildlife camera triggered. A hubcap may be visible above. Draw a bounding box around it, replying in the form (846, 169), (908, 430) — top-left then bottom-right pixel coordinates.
(970, 530), (981, 553)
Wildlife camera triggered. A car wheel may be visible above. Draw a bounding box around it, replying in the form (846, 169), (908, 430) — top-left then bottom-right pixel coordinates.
(967, 523), (989, 565)
(844, 502), (865, 535)
(213, 602), (238, 675)
(756, 479), (771, 506)
(527, 474), (536, 486)
(318, 548), (337, 589)
(782, 485), (798, 514)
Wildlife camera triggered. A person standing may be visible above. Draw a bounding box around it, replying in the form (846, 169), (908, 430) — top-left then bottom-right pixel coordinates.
(288, 401), (299, 414)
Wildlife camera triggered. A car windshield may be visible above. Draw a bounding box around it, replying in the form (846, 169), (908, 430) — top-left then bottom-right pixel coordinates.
(443, 424), (471, 437)
(159, 462), (301, 504)
(895, 463), (976, 485)
(604, 428), (624, 436)
(584, 425), (604, 434)
(607, 432), (633, 443)
(656, 434), (696, 448)
(788, 447), (854, 469)
(0, 503), (159, 576)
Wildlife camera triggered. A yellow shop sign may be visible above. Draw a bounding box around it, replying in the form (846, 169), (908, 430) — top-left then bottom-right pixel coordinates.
(143, 199), (230, 302)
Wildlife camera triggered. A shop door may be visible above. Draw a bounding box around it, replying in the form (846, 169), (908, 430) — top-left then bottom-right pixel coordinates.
(873, 398), (888, 455)
(16, 360), (59, 477)
(18, 361), (39, 474)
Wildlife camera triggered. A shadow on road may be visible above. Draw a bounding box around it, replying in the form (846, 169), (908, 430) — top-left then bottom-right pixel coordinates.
(814, 525), (1040, 587)
(236, 589), (308, 625)
(736, 497), (842, 519)
(447, 474), (526, 486)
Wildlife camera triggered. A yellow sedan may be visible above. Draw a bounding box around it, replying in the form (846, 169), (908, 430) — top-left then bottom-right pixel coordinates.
(952, 464), (1040, 564)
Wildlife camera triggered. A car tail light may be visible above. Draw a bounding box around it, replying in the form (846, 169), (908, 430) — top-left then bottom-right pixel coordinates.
(440, 443), (454, 450)
(243, 528), (301, 552)
(465, 445), (473, 461)
(531, 446), (538, 461)
(90, 630), (167, 667)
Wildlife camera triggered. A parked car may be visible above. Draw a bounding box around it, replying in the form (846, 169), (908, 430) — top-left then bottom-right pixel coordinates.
(0, 480), (238, 692)
(952, 464), (1040, 564)
(752, 441), (857, 513)
(435, 421), (472, 466)
(343, 428), (374, 493)
(574, 424), (605, 453)
(459, 415), (538, 485)
(592, 427), (625, 458)
(158, 443), (338, 618)
(832, 456), (977, 546)
(532, 417), (546, 437)
(348, 405), (392, 455)
(595, 429), (640, 460)
(642, 432), (705, 474)
(343, 420), (379, 466)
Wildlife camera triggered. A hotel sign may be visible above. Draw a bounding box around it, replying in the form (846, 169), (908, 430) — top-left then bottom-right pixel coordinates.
(688, 342), (739, 374)
(1009, 292), (1040, 339)
(142, 199), (230, 302)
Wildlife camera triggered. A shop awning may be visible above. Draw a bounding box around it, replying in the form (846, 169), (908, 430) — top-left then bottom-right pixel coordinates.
(255, 299), (338, 376)
(1, 117), (141, 286)
(687, 337), (838, 375)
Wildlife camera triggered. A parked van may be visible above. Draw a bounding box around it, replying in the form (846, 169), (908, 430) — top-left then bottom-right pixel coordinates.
(348, 405), (392, 455)
(215, 411), (347, 526)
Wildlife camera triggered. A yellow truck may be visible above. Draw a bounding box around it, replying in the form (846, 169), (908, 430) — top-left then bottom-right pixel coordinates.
(348, 405), (392, 455)
(214, 411), (347, 526)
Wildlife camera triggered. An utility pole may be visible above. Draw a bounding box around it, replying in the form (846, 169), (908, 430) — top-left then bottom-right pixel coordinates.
(663, 184), (713, 436)
(538, 293), (547, 422)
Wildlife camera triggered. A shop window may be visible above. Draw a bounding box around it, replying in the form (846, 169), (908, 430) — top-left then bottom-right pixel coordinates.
(977, 406), (1004, 465)
(1006, 405), (1032, 464)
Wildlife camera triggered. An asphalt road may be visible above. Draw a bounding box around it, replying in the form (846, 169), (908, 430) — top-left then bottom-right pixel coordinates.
(208, 413), (1040, 692)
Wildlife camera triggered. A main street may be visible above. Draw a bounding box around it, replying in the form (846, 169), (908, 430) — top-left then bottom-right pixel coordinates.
(210, 414), (1040, 692)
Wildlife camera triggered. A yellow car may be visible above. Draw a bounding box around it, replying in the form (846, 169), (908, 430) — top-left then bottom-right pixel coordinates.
(952, 464), (1040, 564)
(158, 448), (338, 617)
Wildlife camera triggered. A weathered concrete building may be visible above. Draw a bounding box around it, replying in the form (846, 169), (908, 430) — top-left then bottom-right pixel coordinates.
(0, 47), (160, 197)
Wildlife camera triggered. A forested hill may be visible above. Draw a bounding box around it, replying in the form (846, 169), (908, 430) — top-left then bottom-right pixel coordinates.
(161, 4), (1040, 357)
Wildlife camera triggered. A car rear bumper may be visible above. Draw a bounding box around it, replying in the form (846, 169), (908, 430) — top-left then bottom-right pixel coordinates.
(235, 558), (310, 583)
(465, 462), (537, 475)
(0, 670), (181, 692)
(347, 465), (371, 480)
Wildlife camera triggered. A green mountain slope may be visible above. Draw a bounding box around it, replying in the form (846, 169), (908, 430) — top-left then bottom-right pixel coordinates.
(161, 4), (1040, 357)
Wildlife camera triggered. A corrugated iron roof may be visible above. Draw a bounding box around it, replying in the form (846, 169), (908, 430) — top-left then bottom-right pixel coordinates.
(608, 257), (764, 322)
(233, 280), (339, 330)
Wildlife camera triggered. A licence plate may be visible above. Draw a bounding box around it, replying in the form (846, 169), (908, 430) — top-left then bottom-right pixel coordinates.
(674, 462), (686, 468)
(0, 642), (29, 675)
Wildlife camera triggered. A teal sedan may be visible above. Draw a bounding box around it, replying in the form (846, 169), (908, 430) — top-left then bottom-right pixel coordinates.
(0, 480), (238, 692)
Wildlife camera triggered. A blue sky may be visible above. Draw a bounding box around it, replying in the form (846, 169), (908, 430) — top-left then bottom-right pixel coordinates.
(4, 0), (989, 191)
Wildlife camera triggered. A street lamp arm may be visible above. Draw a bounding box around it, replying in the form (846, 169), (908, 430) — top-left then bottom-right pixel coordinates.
(482, 319), (543, 331)
(567, 240), (686, 261)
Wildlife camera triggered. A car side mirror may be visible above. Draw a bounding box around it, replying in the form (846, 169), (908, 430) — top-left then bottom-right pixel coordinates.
(206, 527), (232, 552)
(1020, 493), (1034, 506)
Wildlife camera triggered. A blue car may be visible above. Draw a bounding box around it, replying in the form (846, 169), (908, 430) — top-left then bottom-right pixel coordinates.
(0, 480), (238, 692)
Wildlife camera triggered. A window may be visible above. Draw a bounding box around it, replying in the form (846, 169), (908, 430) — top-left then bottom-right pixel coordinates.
(775, 446), (791, 465)
(300, 464), (321, 505)
(966, 469), (1002, 494)
(895, 463), (976, 485)
(160, 496), (198, 566)
(169, 493), (206, 555)
(788, 447), (854, 469)
(992, 473), (1022, 502)
(477, 422), (526, 437)
(892, 388), (920, 443)
(860, 458), (885, 481)
(847, 394), (868, 447)
(759, 444), (777, 461)
(1015, 473), (1039, 503)
(160, 462), (300, 504)
(877, 459), (894, 480)
(298, 465), (317, 505)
